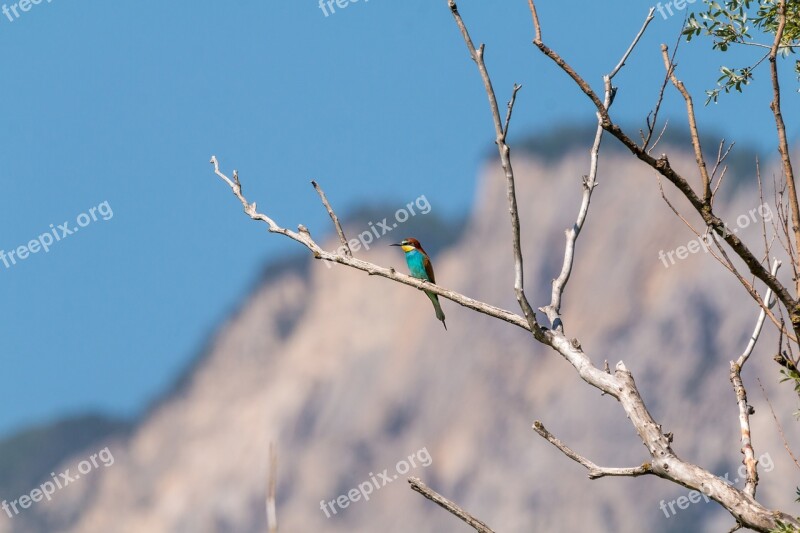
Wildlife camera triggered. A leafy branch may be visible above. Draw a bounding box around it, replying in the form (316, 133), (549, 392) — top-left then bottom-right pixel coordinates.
(684, 0), (800, 101)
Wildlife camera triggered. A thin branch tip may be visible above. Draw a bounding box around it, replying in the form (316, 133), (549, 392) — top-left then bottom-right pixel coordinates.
(409, 477), (495, 532)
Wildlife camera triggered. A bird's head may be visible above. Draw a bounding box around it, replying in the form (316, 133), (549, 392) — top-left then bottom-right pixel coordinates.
(391, 237), (423, 254)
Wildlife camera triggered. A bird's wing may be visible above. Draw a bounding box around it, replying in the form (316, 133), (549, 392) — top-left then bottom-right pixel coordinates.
(423, 255), (436, 284)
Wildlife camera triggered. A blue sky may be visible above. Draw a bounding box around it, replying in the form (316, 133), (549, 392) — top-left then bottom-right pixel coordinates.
(0, 0), (797, 437)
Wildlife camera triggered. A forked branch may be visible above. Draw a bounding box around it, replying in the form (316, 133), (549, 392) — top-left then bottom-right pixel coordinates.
(526, 0), (799, 343)
(533, 421), (652, 480)
(448, 0), (539, 332)
(210, 156), (530, 332)
(525, 2), (800, 530)
(541, 7), (654, 331)
(731, 259), (781, 498)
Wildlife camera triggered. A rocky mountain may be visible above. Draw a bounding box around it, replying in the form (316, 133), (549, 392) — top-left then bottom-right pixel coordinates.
(2, 138), (799, 533)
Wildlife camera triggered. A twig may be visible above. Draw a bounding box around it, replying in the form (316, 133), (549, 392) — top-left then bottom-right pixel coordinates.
(730, 259), (781, 498)
(311, 180), (351, 258)
(502, 83), (522, 138)
(708, 233), (796, 342)
(609, 7), (656, 78)
(533, 421), (652, 480)
(710, 140), (735, 206)
(526, 0), (541, 42)
(758, 379), (800, 470)
(660, 44), (712, 203)
(408, 477), (494, 533)
(643, 28), (681, 151)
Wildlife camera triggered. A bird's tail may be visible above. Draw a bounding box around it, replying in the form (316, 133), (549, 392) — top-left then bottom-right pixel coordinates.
(425, 291), (447, 331)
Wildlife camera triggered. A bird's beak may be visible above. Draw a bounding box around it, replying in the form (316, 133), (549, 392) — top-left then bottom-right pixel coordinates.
(390, 243), (401, 247)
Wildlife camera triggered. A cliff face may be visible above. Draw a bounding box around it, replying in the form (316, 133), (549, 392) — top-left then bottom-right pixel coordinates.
(3, 148), (799, 533)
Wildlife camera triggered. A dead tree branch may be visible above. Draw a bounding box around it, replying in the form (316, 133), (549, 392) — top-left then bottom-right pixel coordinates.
(311, 180), (351, 258)
(731, 259), (781, 498)
(525, 3), (800, 529)
(768, 0), (800, 296)
(408, 477), (495, 533)
(210, 156), (530, 331)
(527, 2), (800, 342)
(660, 44), (712, 203)
(533, 421), (652, 480)
(447, 0), (539, 332)
(540, 7), (654, 331)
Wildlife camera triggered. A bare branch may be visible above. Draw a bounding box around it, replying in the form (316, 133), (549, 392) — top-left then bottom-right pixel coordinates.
(526, 0), (541, 42)
(540, 7), (654, 331)
(311, 180), (351, 258)
(710, 140), (735, 206)
(532, 421), (652, 480)
(737, 259), (781, 368)
(526, 6), (799, 339)
(775, 179), (800, 281)
(525, 3), (800, 529)
(660, 45), (712, 202)
(706, 231), (796, 342)
(643, 27), (681, 151)
(210, 156), (532, 332)
(768, 0), (800, 296)
(731, 259), (781, 498)
(609, 8), (656, 78)
(408, 477), (495, 533)
(448, 0), (539, 331)
(210, 156), (300, 238)
(502, 83), (522, 138)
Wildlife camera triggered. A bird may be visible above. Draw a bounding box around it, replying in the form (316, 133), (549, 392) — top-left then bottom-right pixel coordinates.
(391, 238), (447, 330)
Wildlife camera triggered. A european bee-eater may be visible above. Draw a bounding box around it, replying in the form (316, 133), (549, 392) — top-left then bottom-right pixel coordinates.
(391, 238), (447, 330)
